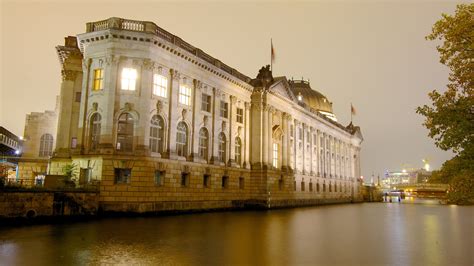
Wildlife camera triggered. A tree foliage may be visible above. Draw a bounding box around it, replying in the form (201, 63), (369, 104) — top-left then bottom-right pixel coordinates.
(416, 4), (473, 155)
(417, 4), (474, 204)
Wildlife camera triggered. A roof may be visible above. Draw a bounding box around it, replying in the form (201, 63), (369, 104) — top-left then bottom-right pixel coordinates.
(288, 80), (333, 113)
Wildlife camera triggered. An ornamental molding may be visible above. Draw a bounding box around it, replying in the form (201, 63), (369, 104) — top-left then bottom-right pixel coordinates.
(142, 59), (156, 70)
(61, 70), (79, 81)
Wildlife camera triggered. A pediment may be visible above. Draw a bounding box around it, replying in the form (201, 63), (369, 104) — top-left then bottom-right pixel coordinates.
(269, 79), (295, 101)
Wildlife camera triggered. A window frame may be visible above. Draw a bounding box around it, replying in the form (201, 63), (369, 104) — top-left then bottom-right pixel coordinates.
(93, 68), (104, 91)
(153, 74), (168, 98)
(121, 68), (138, 91)
(178, 85), (191, 106)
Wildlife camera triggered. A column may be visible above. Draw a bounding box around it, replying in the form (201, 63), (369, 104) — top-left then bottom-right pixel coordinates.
(262, 104), (269, 168)
(228, 96), (236, 166)
(190, 79), (200, 161)
(302, 123), (306, 174)
(210, 87), (218, 163)
(243, 102), (250, 169)
(163, 69), (179, 159)
(268, 106), (273, 168)
(281, 112), (288, 170)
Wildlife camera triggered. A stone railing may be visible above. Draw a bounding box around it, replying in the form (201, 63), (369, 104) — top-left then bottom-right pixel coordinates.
(86, 17), (252, 84)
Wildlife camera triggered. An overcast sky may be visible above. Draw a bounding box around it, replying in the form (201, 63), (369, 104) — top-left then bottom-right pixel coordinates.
(1, 0), (464, 178)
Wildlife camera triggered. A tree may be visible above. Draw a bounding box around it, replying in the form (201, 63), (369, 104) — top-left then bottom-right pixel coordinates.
(417, 4), (474, 204)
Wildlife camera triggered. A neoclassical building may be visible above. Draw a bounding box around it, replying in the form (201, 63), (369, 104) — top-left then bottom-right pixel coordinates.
(19, 17), (363, 212)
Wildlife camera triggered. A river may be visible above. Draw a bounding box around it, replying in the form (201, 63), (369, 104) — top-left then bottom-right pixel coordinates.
(0, 202), (473, 265)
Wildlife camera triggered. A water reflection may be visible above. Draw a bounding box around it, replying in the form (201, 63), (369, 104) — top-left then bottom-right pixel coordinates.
(0, 204), (473, 265)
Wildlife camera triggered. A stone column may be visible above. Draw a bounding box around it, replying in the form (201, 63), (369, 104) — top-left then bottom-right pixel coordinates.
(135, 60), (153, 155)
(210, 87), (218, 164)
(228, 96), (236, 166)
(190, 79), (200, 161)
(287, 115), (292, 170)
(302, 123), (306, 174)
(163, 69), (179, 159)
(281, 112), (288, 170)
(262, 104), (269, 168)
(267, 106), (274, 168)
(243, 102), (250, 169)
(293, 119), (298, 172)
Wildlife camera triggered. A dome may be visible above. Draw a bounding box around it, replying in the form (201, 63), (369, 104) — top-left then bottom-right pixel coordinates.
(288, 80), (333, 113)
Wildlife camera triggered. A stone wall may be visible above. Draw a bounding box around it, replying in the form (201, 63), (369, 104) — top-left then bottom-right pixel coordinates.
(0, 191), (99, 219)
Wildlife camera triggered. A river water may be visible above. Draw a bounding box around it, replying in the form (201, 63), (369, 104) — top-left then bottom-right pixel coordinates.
(0, 202), (472, 265)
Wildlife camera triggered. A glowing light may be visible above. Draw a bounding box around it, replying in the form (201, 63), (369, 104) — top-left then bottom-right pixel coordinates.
(297, 93), (303, 101)
(15, 150), (20, 155)
(402, 169), (407, 173)
(19, 136), (23, 140)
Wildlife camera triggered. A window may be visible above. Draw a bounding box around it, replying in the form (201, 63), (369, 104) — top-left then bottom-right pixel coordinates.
(290, 124), (294, 138)
(153, 74), (167, 97)
(114, 168), (131, 184)
(235, 137), (242, 165)
(309, 182), (313, 192)
(155, 170), (165, 186)
(236, 108), (243, 123)
(121, 68), (137, 91)
(272, 143), (279, 168)
(329, 182), (332, 192)
(301, 181), (305, 191)
(176, 122), (188, 157)
(239, 177), (244, 189)
(203, 174), (211, 188)
(201, 94), (211, 112)
(80, 168), (92, 183)
(220, 101), (228, 118)
(218, 133), (226, 162)
(89, 113), (101, 151)
(294, 180), (297, 191)
(198, 128), (209, 160)
(298, 127), (303, 141)
(149, 115), (164, 153)
(93, 68), (103, 91)
(323, 183), (326, 192)
(116, 113), (134, 152)
(279, 178), (283, 191)
(317, 182), (320, 192)
(179, 85), (191, 105)
(181, 172), (189, 187)
(39, 134), (53, 157)
(222, 176), (229, 189)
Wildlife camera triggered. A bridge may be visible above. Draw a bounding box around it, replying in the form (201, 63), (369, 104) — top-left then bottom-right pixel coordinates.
(391, 183), (448, 199)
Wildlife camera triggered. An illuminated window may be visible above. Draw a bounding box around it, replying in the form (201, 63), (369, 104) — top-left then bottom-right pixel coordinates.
(93, 69), (103, 91)
(114, 168), (131, 184)
(235, 137), (242, 165)
(198, 128), (209, 160)
(236, 108), (243, 123)
(218, 133), (226, 162)
(179, 85), (191, 105)
(149, 115), (164, 153)
(39, 134), (53, 157)
(121, 68), (137, 91)
(272, 142), (279, 168)
(89, 113), (101, 151)
(176, 122), (188, 157)
(153, 74), (167, 97)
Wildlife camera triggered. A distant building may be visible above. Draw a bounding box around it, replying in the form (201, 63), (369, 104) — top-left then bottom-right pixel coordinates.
(17, 17), (364, 211)
(382, 168), (432, 188)
(0, 126), (21, 157)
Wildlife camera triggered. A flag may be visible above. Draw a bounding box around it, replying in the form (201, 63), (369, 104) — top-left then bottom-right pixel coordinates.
(271, 39), (276, 65)
(351, 104), (356, 116)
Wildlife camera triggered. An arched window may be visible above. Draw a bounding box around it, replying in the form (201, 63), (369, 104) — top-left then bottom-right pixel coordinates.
(176, 122), (188, 157)
(323, 182), (326, 192)
(39, 134), (54, 157)
(89, 113), (101, 151)
(317, 182), (320, 192)
(117, 113), (134, 152)
(198, 128), (209, 160)
(334, 182), (337, 192)
(235, 137), (242, 165)
(329, 182), (332, 192)
(149, 115), (165, 153)
(218, 133), (226, 162)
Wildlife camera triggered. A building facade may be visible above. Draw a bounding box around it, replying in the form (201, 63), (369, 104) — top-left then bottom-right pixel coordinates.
(19, 17), (363, 212)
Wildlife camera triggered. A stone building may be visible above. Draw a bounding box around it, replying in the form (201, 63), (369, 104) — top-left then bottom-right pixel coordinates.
(20, 17), (363, 212)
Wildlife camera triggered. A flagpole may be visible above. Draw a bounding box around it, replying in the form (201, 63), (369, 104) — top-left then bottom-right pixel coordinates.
(270, 38), (273, 72)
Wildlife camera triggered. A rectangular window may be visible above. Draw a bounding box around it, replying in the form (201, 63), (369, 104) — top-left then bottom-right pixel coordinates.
(121, 68), (137, 91)
(309, 182), (313, 192)
(203, 174), (211, 188)
(301, 181), (305, 191)
(114, 168), (131, 184)
(279, 178), (283, 191)
(222, 176), (229, 189)
(298, 128), (303, 141)
(290, 125), (294, 137)
(239, 177), (244, 189)
(93, 68), (103, 91)
(294, 180), (297, 191)
(236, 108), (243, 123)
(153, 74), (167, 97)
(179, 85), (191, 105)
(181, 172), (189, 187)
(272, 143), (278, 168)
(80, 168), (92, 183)
(155, 170), (165, 186)
(201, 93), (211, 112)
(220, 101), (228, 118)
